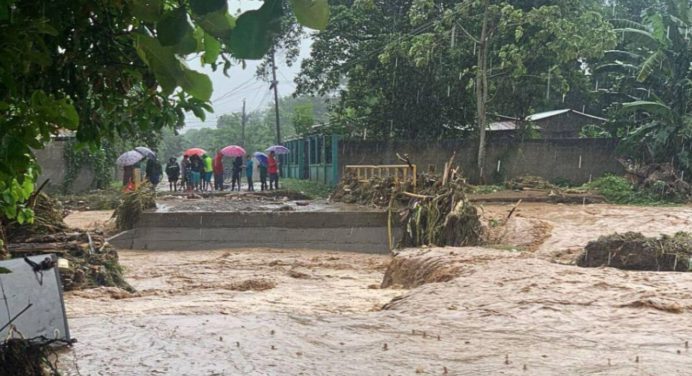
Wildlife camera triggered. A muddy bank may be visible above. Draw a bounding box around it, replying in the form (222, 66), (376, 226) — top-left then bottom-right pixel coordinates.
(578, 231), (692, 271)
(482, 203), (692, 262)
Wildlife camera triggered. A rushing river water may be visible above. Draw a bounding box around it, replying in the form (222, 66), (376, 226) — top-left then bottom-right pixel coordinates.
(59, 203), (692, 375)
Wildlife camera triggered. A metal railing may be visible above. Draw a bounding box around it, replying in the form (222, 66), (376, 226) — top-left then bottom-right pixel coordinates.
(344, 164), (417, 190)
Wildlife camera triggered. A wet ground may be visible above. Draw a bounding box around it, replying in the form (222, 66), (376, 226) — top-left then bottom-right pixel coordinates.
(58, 203), (692, 375)
(154, 193), (379, 213)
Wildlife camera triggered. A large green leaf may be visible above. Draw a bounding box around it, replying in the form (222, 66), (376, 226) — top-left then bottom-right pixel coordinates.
(135, 34), (180, 94)
(175, 30), (200, 55)
(290, 0), (329, 30)
(622, 100), (673, 120)
(190, 0), (227, 16)
(229, 0), (283, 59)
(55, 98), (79, 129)
(614, 28), (663, 49)
(195, 9), (235, 40)
(637, 50), (665, 82)
(157, 7), (193, 46)
(129, 0), (162, 23)
(202, 32), (222, 64)
(179, 66), (213, 101)
(0, 267), (11, 274)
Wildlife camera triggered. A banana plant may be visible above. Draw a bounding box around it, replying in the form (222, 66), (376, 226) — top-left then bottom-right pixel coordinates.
(598, 0), (691, 173)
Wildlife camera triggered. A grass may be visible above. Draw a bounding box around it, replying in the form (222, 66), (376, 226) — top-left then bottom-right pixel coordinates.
(583, 175), (683, 205)
(468, 184), (505, 194)
(280, 178), (332, 199)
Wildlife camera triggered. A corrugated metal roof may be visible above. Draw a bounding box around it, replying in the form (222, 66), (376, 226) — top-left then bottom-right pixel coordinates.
(525, 109), (607, 123)
(525, 109), (571, 121)
(487, 121), (518, 131)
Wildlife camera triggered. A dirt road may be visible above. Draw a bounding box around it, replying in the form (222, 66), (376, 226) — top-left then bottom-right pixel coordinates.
(59, 203), (692, 375)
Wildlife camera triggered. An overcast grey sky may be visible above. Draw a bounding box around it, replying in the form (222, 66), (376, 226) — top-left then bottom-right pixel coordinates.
(182, 0), (312, 132)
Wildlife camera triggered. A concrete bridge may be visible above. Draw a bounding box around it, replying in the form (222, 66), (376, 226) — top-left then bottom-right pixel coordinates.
(109, 211), (397, 253)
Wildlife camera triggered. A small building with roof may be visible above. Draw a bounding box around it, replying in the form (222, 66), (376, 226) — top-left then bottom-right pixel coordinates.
(487, 109), (607, 139)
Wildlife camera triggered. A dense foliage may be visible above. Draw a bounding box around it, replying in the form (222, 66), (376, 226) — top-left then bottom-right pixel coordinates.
(292, 0), (689, 181)
(595, 0), (691, 176)
(295, 0), (615, 140)
(0, 0), (329, 254)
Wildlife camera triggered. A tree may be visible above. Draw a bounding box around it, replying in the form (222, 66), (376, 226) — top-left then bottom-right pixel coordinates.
(596, 0), (691, 174)
(0, 0), (329, 256)
(292, 102), (315, 136)
(295, 0), (615, 176)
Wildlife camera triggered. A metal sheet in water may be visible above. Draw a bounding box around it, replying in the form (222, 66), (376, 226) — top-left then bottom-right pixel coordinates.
(0, 254), (70, 342)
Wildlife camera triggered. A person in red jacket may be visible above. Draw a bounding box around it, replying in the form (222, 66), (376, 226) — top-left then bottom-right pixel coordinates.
(268, 150), (279, 190)
(213, 152), (224, 191)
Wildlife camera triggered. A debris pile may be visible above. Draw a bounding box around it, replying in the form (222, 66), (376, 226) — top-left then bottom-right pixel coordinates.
(331, 156), (483, 248)
(330, 175), (414, 207)
(620, 160), (691, 200)
(7, 192), (132, 292)
(9, 232), (133, 292)
(0, 338), (70, 376)
(577, 232), (692, 271)
(113, 184), (156, 231)
(5, 193), (67, 242)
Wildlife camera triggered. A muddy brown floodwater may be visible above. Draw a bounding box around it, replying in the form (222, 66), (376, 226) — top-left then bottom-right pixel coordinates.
(59, 203), (692, 375)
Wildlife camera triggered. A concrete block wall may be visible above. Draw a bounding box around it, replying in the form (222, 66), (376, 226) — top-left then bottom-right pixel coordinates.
(34, 139), (96, 193)
(338, 138), (623, 185)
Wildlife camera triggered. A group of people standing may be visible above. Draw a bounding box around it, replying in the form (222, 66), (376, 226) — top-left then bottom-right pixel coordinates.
(164, 150), (280, 192)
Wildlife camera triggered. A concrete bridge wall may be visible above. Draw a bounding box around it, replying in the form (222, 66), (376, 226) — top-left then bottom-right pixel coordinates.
(109, 211), (397, 254)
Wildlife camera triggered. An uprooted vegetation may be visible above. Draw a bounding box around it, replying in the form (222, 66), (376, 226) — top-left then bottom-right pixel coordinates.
(0, 338), (72, 376)
(113, 184), (156, 231)
(577, 232), (692, 271)
(331, 157), (483, 248)
(7, 192), (132, 292)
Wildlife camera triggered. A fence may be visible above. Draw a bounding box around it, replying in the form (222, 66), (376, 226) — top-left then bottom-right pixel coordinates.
(344, 164), (417, 190)
(282, 135), (623, 186)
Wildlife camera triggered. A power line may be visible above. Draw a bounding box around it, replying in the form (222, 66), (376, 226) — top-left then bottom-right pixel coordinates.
(212, 76), (258, 103)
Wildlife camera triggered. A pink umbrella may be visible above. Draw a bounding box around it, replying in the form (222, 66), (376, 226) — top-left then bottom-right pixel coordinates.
(183, 148), (207, 157)
(220, 145), (246, 157)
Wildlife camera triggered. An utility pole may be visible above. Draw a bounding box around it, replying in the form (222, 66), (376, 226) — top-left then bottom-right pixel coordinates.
(241, 98), (247, 147)
(270, 48), (281, 145)
(475, 2), (489, 181)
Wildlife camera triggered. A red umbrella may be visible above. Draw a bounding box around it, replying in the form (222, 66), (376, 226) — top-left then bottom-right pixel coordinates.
(220, 145), (246, 157)
(183, 148), (207, 157)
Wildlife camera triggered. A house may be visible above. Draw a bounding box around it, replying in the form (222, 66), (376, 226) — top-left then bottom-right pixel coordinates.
(487, 109), (607, 139)
(526, 109), (607, 138)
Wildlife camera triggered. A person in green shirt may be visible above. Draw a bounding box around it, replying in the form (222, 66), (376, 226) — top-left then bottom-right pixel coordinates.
(202, 154), (213, 191)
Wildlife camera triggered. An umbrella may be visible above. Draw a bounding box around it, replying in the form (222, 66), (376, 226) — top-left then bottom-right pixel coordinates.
(183, 148), (207, 157)
(253, 152), (268, 166)
(116, 150), (145, 167)
(134, 146), (156, 159)
(265, 145), (290, 155)
(220, 145), (246, 158)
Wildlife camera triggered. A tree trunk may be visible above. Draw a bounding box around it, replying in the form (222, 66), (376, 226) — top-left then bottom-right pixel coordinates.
(0, 223), (8, 260)
(475, 4), (489, 181)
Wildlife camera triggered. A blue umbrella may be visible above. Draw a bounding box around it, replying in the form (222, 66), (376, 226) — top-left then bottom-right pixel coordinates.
(265, 145), (290, 155)
(116, 150), (145, 167)
(253, 152), (268, 166)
